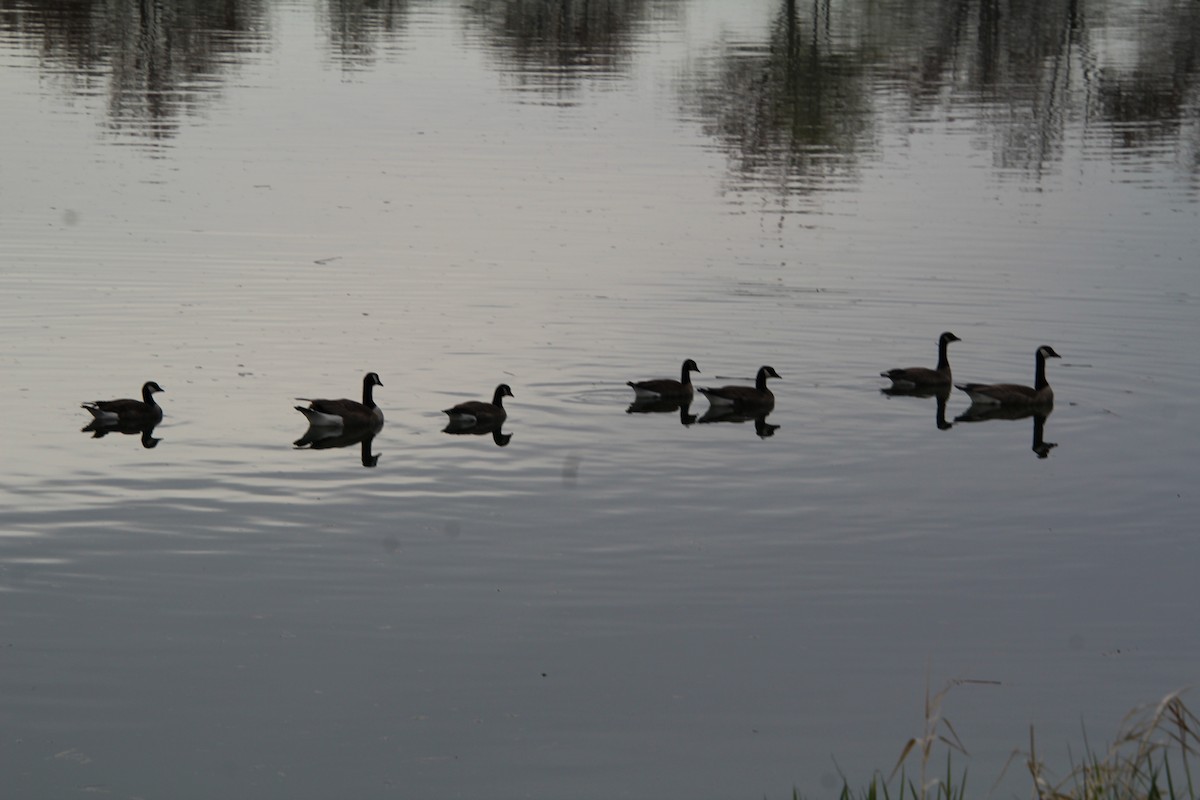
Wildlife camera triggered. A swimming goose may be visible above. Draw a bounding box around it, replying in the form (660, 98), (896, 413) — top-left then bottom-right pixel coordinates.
(956, 345), (1061, 406)
(443, 384), (513, 426)
(881, 332), (961, 389)
(698, 365), (780, 410)
(82, 381), (164, 426)
(295, 372), (384, 427)
(627, 359), (700, 400)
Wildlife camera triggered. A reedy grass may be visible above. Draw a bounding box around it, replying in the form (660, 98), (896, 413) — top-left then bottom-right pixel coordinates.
(789, 688), (1197, 800)
(1028, 690), (1198, 800)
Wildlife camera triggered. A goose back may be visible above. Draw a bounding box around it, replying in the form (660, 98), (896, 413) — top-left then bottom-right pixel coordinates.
(627, 359), (700, 400)
(295, 372), (384, 427)
(82, 381), (165, 425)
(698, 365), (780, 409)
(956, 345), (1060, 406)
(881, 331), (961, 388)
(443, 384), (513, 425)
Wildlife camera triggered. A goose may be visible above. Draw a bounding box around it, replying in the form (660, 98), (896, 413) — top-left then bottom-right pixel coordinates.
(443, 384), (513, 426)
(881, 332), (961, 389)
(698, 365), (780, 410)
(82, 381), (164, 426)
(627, 359), (700, 400)
(295, 372), (384, 428)
(956, 345), (1061, 406)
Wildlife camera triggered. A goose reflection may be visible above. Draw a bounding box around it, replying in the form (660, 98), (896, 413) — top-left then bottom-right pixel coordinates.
(880, 385), (954, 431)
(626, 397), (697, 426)
(954, 405), (1057, 459)
(698, 407), (779, 438)
(294, 421), (383, 467)
(442, 418), (512, 447)
(81, 418), (162, 448)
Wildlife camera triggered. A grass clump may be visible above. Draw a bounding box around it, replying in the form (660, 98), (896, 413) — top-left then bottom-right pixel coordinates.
(792, 687), (1199, 800)
(1028, 690), (1198, 800)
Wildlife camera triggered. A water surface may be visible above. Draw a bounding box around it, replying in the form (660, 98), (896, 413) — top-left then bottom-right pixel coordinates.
(1, 0), (1198, 797)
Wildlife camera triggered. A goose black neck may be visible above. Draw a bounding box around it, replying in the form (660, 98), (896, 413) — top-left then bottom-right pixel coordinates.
(755, 368), (771, 392)
(491, 386), (507, 407)
(680, 363), (694, 387)
(362, 377), (377, 409)
(141, 383), (159, 406)
(936, 337), (952, 371)
(1034, 351), (1050, 390)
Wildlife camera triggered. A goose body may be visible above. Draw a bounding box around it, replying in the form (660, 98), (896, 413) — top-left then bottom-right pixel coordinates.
(956, 345), (1061, 406)
(881, 331), (961, 389)
(698, 365), (780, 410)
(82, 381), (164, 426)
(443, 384), (513, 426)
(627, 359), (699, 400)
(295, 372), (384, 428)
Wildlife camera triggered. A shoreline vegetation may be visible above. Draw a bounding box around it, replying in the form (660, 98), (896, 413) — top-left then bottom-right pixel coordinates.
(801, 687), (1197, 800)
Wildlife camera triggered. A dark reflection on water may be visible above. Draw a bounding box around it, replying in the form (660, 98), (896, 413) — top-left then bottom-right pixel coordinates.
(956, 405), (1058, 459)
(626, 397), (697, 426)
(2, 0), (1197, 185)
(294, 421), (383, 466)
(881, 387), (954, 432)
(681, 0), (872, 200)
(463, 0), (675, 100)
(321, 0), (410, 71)
(1, 0), (270, 142)
(697, 406), (780, 438)
(442, 418), (513, 446)
(1087, 3), (1200, 156)
(679, 0), (1200, 198)
(80, 418), (162, 448)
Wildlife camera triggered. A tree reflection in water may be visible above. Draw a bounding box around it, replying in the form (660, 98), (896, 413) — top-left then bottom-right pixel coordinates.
(1, 0), (1195, 179)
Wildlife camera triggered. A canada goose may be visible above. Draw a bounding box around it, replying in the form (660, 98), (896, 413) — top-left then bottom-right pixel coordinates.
(295, 372), (384, 427)
(881, 332), (961, 389)
(698, 365), (780, 410)
(82, 381), (164, 426)
(443, 384), (513, 426)
(627, 359), (699, 400)
(956, 345), (1061, 406)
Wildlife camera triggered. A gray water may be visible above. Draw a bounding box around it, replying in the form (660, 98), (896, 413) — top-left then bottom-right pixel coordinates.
(1, 0), (1198, 797)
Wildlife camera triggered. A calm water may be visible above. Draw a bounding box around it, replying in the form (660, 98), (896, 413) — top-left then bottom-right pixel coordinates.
(1, 0), (1198, 797)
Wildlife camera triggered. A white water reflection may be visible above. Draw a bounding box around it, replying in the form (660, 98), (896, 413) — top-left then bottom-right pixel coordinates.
(1, 0), (1198, 798)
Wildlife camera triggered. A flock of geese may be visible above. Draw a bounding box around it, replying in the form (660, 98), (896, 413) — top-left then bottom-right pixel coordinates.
(876, 333), (1062, 458)
(880, 331), (1061, 405)
(80, 332), (1062, 456)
